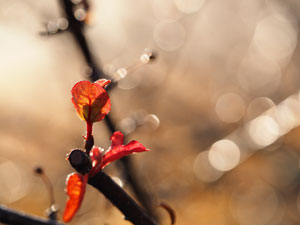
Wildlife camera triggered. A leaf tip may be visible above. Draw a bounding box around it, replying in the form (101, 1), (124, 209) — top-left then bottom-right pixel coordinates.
(95, 79), (111, 88)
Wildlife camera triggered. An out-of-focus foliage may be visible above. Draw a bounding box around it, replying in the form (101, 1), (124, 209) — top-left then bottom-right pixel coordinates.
(1, 0), (300, 224)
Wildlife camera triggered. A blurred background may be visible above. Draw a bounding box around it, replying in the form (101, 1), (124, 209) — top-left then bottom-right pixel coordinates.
(1, 0), (300, 224)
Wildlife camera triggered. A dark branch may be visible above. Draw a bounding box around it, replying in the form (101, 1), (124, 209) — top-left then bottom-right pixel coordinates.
(68, 149), (92, 174)
(119, 157), (156, 218)
(104, 111), (156, 218)
(59, 0), (109, 81)
(88, 172), (157, 225)
(68, 149), (157, 224)
(0, 205), (63, 225)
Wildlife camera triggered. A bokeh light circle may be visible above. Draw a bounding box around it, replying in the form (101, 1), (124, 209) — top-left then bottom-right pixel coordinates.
(215, 93), (246, 123)
(248, 115), (279, 147)
(253, 15), (298, 62)
(0, 159), (30, 203)
(245, 97), (275, 121)
(173, 0), (206, 14)
(230, 182), (279, 225)
(237, 55), (281, 96)
(193, 150), (224, 182)
(208, 139), (240, 171)
(153, 20), (186, 51)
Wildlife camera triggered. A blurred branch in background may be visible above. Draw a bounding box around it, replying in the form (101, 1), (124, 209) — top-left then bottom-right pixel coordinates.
(0, 205), (62, 225)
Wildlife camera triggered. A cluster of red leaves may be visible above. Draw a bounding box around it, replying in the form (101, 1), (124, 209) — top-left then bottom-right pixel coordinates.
(63, 80), (149, 222)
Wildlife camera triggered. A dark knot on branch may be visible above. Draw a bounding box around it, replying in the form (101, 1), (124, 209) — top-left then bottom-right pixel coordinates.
(68, 149), (92, 174)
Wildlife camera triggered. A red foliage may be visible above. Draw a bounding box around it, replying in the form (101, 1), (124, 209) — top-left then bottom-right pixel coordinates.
(63, 132), (149, 222)
(94, 79), (111, 88)
(63, 173), (88, 222)
(71, 80), (111, 123)
(64, 80), (149, 222)
(89, 146), (104, 177)
(89, 131), (149, 176)
(100, 131), (149, 170)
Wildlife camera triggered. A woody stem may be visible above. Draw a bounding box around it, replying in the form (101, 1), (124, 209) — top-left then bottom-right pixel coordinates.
(86, 121), (93, 140)
(88, 172), (157, 225)
(0, 205), (63, 225)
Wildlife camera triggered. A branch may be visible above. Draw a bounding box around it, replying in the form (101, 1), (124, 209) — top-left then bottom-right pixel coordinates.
(0, 205), (63, 225)
(58, 0), (156, 217)
(88, 171), (157, 225)
(58, 0), (109, 81)
(119, 156), (157, 218)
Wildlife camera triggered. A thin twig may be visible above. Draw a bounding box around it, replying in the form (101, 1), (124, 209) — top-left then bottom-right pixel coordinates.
(0, 205), (63, 225)
(88, 171), (157, 225)
(58, 0), (109, 81)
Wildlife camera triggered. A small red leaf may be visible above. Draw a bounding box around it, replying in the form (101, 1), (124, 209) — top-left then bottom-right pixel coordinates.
(71, 80), (111, 123)
(110, 131), (124, 148)
(89, 146), (104, 177)
(95, 79), (111, 88)
(100, 132), (149, 169)
(63, 173), (88, 222)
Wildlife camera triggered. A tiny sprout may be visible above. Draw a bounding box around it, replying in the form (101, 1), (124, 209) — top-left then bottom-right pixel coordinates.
(34, 166), (56, 218)
(34, 166), (44, 175)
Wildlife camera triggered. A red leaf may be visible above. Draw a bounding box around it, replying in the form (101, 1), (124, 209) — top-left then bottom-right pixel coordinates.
(71, 80), (111, 123)
(89, 146), (104, 177)
(110, 131), (124, 148)
(95, 79), (111, 88)
(63, 173), (88, 222)
(100, 132), (149, 169)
